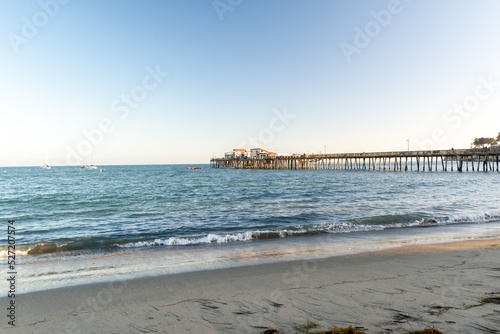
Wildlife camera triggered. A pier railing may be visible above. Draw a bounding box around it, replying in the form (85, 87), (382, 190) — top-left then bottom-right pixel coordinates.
(210, 148), (500, 172)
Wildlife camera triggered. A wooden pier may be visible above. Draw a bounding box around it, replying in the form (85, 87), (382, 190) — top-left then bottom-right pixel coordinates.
(211, 148), (500, 172)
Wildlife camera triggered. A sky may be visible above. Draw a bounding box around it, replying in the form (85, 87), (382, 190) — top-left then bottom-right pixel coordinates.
(1, 0), (500, 166)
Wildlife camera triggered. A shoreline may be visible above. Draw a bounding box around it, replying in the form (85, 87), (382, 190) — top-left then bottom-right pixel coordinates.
(13, 219), (500, 295)
(3, 238), (500, 333)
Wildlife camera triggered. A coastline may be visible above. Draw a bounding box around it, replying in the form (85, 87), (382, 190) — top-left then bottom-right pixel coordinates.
(3, 238), (500, 333)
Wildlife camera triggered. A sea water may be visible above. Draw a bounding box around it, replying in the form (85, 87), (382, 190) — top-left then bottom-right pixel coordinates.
(1, 165), (499, 293)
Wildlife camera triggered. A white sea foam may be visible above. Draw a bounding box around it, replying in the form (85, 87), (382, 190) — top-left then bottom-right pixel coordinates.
(441, 212), (500, 224)
(323, 222), (385, 233)
(0, 249), (29, 257)
(117, 231), (263, 248)
(115, 211), (500, 249)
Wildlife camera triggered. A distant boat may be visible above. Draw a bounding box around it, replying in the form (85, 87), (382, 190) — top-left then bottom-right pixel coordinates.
(187, 167), (201, 170)
(43, 152), (51, 169)
(88, 154), (97, 169)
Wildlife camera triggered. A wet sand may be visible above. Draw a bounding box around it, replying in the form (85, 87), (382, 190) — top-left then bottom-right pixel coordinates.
(3, 239), (500, 333)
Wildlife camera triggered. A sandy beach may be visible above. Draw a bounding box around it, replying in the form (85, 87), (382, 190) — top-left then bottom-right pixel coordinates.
(3, 239), (500, 334)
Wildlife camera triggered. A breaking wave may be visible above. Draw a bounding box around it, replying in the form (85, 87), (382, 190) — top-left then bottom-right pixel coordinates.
(116, 211), (500, 249)
(2, 211), (499, 256)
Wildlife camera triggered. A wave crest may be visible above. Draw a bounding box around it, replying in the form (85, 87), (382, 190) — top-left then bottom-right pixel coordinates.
(2, 211), (499, 256)
(116, 211), (500, 249)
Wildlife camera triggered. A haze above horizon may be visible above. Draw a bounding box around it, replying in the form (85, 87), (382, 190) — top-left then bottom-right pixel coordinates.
(2, 0), (500, 167)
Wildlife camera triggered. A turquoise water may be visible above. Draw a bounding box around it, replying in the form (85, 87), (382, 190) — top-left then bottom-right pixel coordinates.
(1, 165), (499, 292)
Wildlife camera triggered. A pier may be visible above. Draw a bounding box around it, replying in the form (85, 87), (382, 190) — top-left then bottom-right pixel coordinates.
(211, 148), (500, 172)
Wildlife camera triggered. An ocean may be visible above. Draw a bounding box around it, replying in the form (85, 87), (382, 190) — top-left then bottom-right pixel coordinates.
(1, 165), (500, 293)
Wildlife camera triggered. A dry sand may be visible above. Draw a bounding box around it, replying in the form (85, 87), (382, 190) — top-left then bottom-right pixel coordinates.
(3, 239), (500, 333)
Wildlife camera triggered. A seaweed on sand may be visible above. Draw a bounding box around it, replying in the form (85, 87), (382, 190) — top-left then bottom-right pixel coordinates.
(403, 328), (443, 334)
(318, 325), (366, 334)
(467, 292), (500, 308)
(293, 321), (365, 334)
(261, 329), (280, 334)
(294, 320), (319, 331)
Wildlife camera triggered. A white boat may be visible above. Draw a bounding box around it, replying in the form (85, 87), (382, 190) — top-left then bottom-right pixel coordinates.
(88, 154), (97, 169)
(43, 152), (51, 169)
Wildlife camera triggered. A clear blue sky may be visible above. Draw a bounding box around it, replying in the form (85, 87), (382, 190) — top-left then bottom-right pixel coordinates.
(1, 0), (500, 166)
